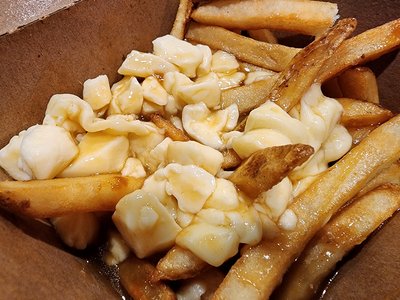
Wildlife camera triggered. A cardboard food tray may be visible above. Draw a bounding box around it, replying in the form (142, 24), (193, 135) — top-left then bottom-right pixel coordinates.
(0, 0), (399, 298)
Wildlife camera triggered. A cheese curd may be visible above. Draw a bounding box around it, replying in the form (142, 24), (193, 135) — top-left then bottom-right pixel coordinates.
(142, 76), (169, 106)
(182, 102), (239, 150)
(108, 76), (143, 115)
(83, 75), (112, 111)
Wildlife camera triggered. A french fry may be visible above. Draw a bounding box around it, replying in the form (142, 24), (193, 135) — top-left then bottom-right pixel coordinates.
(347, 125), (378, 146)
(338, 67), (380, 104)
(247, 29), (278, 44)
(221, 78), (276, 114)
(191, 0), (338, 36)
(338, 98), (393, 127)
(275, 184), (400, 300)
(170, 0), (193, 39)
(229, 144), (314, 198)
(322, 77), (343, 98)
(238, 61), (274, 73)
(149, 114), (190, 142)
(186, 23), (300, 72)
(119, 256), (176, 300)
(221, 149), (242, 169)
(214, 114), (400, 300)
(155, 246), (208, 281)
(318, 18), (400, 83)
(0, 175), (144, 218)
(358, 161), (400, 196)
(270, 18), (357, 112)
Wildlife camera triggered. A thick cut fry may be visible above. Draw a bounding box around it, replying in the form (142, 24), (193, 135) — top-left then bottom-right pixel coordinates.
(269, 18), (357, 112)
(150, 114), (190, 141)
(276, 184), (400, 300)
(338, 98), (393, 127)
(214, 115), (400, 300)
(186, 23), (299, 72)
(170, 0), (193, 39)
(0, 175), (144, 218)
(238, 62), (273, 73)
(347, 125), (378, 146)
(119, 256), (176, 300)
(221, 78), (276, 114)
(248, 29), (278, 44)
(318, 18), (400, 83)
(322, 77), (343, 98)
(338, 67), (380, 104)
(229, 144), (314, 198)
(191, 0), (338, 36)
(155, 246), (208, 281)
(358, 161), (400, 196)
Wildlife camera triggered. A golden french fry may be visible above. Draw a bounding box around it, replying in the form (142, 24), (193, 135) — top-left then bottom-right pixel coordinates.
(229, 144), (314, 198)
(338, 67), (380, 104)
(247, 29), (278, 44)
(170, 0), (193, 39)
(155, 246), (208, 281)
(0, 175), (144, 218)
(214, 114), (400, 300)
(177, 268), (225, 300)
(149, 114), (190, 142)
(221, 78), (276, 114)
(186, 23), (299, 72)
(276, 184), (400, 300)
(322, 77), (343, 98)
(222, 19), (355, 116)
(238, 61), (274, 73)
(347, 125), (378, 146)
(119, 256), (176, 300)
(338, 98), (393, 127)
(270, 18), (356, 112)
(221, 149), (242, 170)
(358, 161), (400, 196)
(191, 0), (338, 36)
(318, 18), (400, 83)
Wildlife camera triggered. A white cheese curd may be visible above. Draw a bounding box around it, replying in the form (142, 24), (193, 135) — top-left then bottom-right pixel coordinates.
(178, 75), (221, 108)
(232, 128), (292, 159)
(118, 50), (178, 77)
(204, 178), (239, 210)
(217, 72), (246, 90)
(196, 44), (213, 77)
(221, 130), (243, 149)
(113, 190), (181, 258)
(153, 35), (203, 78)
(182, 102), (239, 150)
(167, 141), (223, 175)
(257, 212), (280, 240)
(141, 101), (164, 115)
(226, 205), (262, 245)
(176, 223), (240, 267)
(176, 209), (194, 228)
(103, 230), (131, 266)
(121, 157), (146, 178)
(0, 130), (32, 180)
(194, 208), (227, 226)
(164, 163), (216, 214)
(211, 50), (239, 74)
(278, 209), (298, 231)
(51, 212), (100, 250)
(44, 94), (155, 135)
(141, 76), (169, 106)
(83, 75), (112, 111)
(163, 71), (193, 101)
(244, 70), (277, 85)
(59, 132), (128, 177)
(141, 168), (170, 205)
(322, 124), (352, 162)
(245, 101), (311, 145)
(108, 76), (143, 115)
(20, 125), (78, 180)
(260, 177), (293, 221)
(144, 137), (173, 173)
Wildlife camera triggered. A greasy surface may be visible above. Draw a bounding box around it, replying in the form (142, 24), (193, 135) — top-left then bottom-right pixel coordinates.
(0, 209), (119, 299)
(0, 174), (145, 218)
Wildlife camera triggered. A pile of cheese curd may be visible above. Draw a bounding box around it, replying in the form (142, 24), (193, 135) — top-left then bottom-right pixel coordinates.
(0, 35), (352, 266)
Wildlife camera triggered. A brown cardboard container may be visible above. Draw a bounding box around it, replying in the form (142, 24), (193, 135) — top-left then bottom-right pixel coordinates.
(0, 0), (399, 298)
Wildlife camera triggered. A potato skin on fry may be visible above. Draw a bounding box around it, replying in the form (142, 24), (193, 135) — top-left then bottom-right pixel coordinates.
(215, 114), (400, 300)
(119, 256), (176, 300)
(155, 246), (208, 281)
(229, 144), (314, 198)
(276, 184), (400, 300)
(0, 175), (144, 218)
(150, 114), (190, 142)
